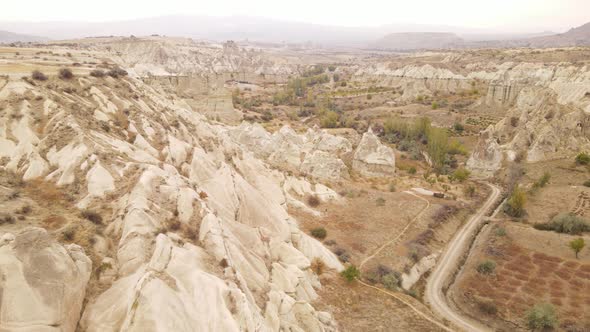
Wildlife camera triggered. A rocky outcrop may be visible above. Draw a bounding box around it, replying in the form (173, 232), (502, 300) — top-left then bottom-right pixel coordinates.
(0, 72), (345, 331)
(352, 128), (396, 177)
(0, 228), (92, 332)
(229, 123), (353, 181)
(401, 253), (437, 290)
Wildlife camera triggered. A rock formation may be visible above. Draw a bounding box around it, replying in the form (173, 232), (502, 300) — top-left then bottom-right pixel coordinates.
(0, 228), (92, 331)
(352, 128), (396, 177)
(0, 72), (344, 331)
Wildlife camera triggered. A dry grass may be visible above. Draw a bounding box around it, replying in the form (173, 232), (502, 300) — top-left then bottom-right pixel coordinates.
(25, 178), (67, 204)
(311, 257), (327, 275)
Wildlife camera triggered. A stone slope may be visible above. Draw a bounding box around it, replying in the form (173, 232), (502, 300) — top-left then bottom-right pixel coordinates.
(0, 73), (346, 331)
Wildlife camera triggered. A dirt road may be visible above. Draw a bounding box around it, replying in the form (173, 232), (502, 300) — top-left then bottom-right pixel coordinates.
(425, 182), (501, 332)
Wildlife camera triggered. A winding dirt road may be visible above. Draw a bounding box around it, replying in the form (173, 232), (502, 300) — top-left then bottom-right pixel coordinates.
(425, 182), (501, 332)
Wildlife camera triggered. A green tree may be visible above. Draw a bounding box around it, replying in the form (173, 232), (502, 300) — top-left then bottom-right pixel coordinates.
(526, 303), (557, 330)
(426, 128), (449, 173)
(569, 238), (585, 259)
(505, 185), (527, 217)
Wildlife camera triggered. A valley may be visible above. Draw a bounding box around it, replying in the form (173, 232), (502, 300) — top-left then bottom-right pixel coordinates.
(0, 34), (589, 332)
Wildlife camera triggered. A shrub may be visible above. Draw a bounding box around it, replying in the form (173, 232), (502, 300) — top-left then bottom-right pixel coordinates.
(376, 197), (386, 206)
(382, 273), (400, 290)
(464, 185), (476, 197)
(341, 265), (360, 282)
(431, 101), (439, 110)
(61, 226), (76, 241)
(199, 191), (208, 199)
(453, 122), (464, 132)
(408, 166), (417, 174)
(310, 227), (327, 240)
(58, 68), (74, 80)
(90, 69), (105, 77)
(388, 183), (396, 192)
(334, 247), (350, 262)
(451, 168), (470, 182)
(319, 111), (339, 128)
(478, 300), (498, 315)
(526, 303), (557, 330)
(584, 180), (590, 187)
(494, 226), (507, 237)
(310, 258), (327, 275)
(477, 260), (496, 275)
(534, 213), (590, 235)
(575, 152), (590, 165)
(107, 67), (128, 78)
(0, 214), (16, 225)
(81, 210), (103, 224)
(504, 185), (526, 217)
(366, 94), (373, 100)
(307, 195), (320, 207)
(31, 70), (48, 81)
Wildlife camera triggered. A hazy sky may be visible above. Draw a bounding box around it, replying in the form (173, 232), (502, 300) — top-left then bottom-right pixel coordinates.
(1, 0), (588, 32)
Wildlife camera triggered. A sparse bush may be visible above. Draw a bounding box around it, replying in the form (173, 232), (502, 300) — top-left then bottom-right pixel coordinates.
(341, 265), (360, 282)
(494, 226), (507, 237)
(90, 69), (105, 77)
(0, 214), (16, 225)
(451, 168), (470, 182)
(464, 185), (476, 198)
(260, 110), (273, 122)
(319, 111), (339, 128)
(526, 303), (557, 330)
(107, 67), (128, 78)
(478, 300), (498, 315)
(199, 191), (208, 199)
(376, 197), (386, 206)
(575, 152), (590, 165)
(583, 180), (590, 187)
(58, 68), (74, 80)
(388, 183), (396, 192)
(453, 122), (464, 133)
(477, 260), (496, 275)
(310, 227), (327, 240)
(408, 166), (417, 174)
(534, 213), (590, 235)
(17, 205), (32, 215)
(81, 210), (103, 224)
(504, 185), (527, 217)
(307, 195), (320, 207)
(310, 257), (327, 275)
(61, 226), (76, 241)
(382, 273), (400, 290)
(31, 70), (48, 81)
(8, 190), (20, 200)
(431, 101), (439, 110)
(334, 247), (351, 262)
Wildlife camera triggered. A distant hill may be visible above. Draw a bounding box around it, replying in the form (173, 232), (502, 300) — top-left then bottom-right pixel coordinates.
(524, 22), (590, 47)
(0, 30), (47, 43)
(371, 32), (464, 50)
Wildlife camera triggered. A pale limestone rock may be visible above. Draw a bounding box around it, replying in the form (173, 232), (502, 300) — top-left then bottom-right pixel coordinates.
(0, 228), (91, 332)
(352, 128), (396, 177)
(401, 253), (438, 290)
(300, 150), (349, 181)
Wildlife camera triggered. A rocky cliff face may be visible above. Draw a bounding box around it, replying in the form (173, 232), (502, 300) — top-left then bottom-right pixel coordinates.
(351, 59), (590, 175)
(0, 72), (352, 331)
(467, 63), (590, 175)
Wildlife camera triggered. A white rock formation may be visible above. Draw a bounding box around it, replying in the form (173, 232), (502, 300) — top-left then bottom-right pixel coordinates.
(0, 72), (345, 331)
(0, 228), (92, 332)
(352, 128), (396, 177)
(401, 253), (438, 290)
